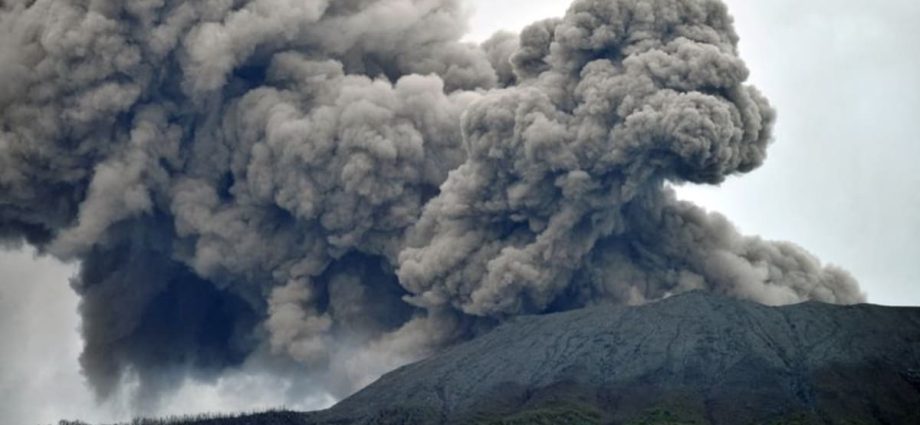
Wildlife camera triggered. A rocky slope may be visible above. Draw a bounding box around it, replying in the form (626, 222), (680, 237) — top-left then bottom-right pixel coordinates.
(100, 291), (920, 424)
(314, 291), (920, 424)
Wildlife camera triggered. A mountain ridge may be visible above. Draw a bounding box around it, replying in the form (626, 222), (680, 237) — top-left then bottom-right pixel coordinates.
(317, 291), (920, 424)
(81, 291), (920, 424)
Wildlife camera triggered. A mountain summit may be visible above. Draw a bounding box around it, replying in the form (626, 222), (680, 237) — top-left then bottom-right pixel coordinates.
(314, 291), (920, 424)
(84, 292), (920, 424)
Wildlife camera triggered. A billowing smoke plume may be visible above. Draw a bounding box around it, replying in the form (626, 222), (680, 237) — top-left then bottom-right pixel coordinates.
(0, 0), (863, 409)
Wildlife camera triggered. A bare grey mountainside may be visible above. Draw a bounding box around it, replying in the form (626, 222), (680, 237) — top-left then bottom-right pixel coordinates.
(80, 292), (920, 425)
(313, 291), (920, 424)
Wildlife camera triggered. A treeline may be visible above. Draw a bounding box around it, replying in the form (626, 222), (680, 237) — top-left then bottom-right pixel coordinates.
(54, 409), (308, 425)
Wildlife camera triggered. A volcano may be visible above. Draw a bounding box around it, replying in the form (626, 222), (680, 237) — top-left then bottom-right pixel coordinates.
(101, 291), (920, 425)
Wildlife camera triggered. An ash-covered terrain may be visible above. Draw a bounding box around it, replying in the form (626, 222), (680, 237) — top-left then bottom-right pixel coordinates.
(318, 291), (920, 424)
(79, 291), (920, 425)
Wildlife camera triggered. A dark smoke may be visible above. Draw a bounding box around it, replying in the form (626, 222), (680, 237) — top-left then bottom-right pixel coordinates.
(0, 0), (863, 409)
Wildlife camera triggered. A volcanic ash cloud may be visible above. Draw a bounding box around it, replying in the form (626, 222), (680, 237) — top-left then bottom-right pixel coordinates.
(0, 0), (863, 407)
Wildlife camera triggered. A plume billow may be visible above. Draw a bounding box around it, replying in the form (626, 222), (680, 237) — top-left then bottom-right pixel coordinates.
(0, 0), (862, 410)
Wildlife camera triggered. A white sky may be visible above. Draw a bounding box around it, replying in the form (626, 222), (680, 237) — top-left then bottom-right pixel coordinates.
(2, 0), (919, 423)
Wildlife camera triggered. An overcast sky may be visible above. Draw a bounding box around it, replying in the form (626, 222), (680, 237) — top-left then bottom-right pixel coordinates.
(2, 1), (919, 423)
(469, 0), (920, 308)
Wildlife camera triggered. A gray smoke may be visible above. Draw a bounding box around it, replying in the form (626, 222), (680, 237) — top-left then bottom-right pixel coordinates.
(0, 0), (863, 410)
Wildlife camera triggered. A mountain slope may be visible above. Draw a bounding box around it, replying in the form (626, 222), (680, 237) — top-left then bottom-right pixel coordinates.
(316, 291), (920, 424)
(94, 292), (920, 424)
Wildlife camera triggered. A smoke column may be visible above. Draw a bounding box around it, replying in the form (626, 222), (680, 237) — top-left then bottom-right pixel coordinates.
(0, 0), (864, 410)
